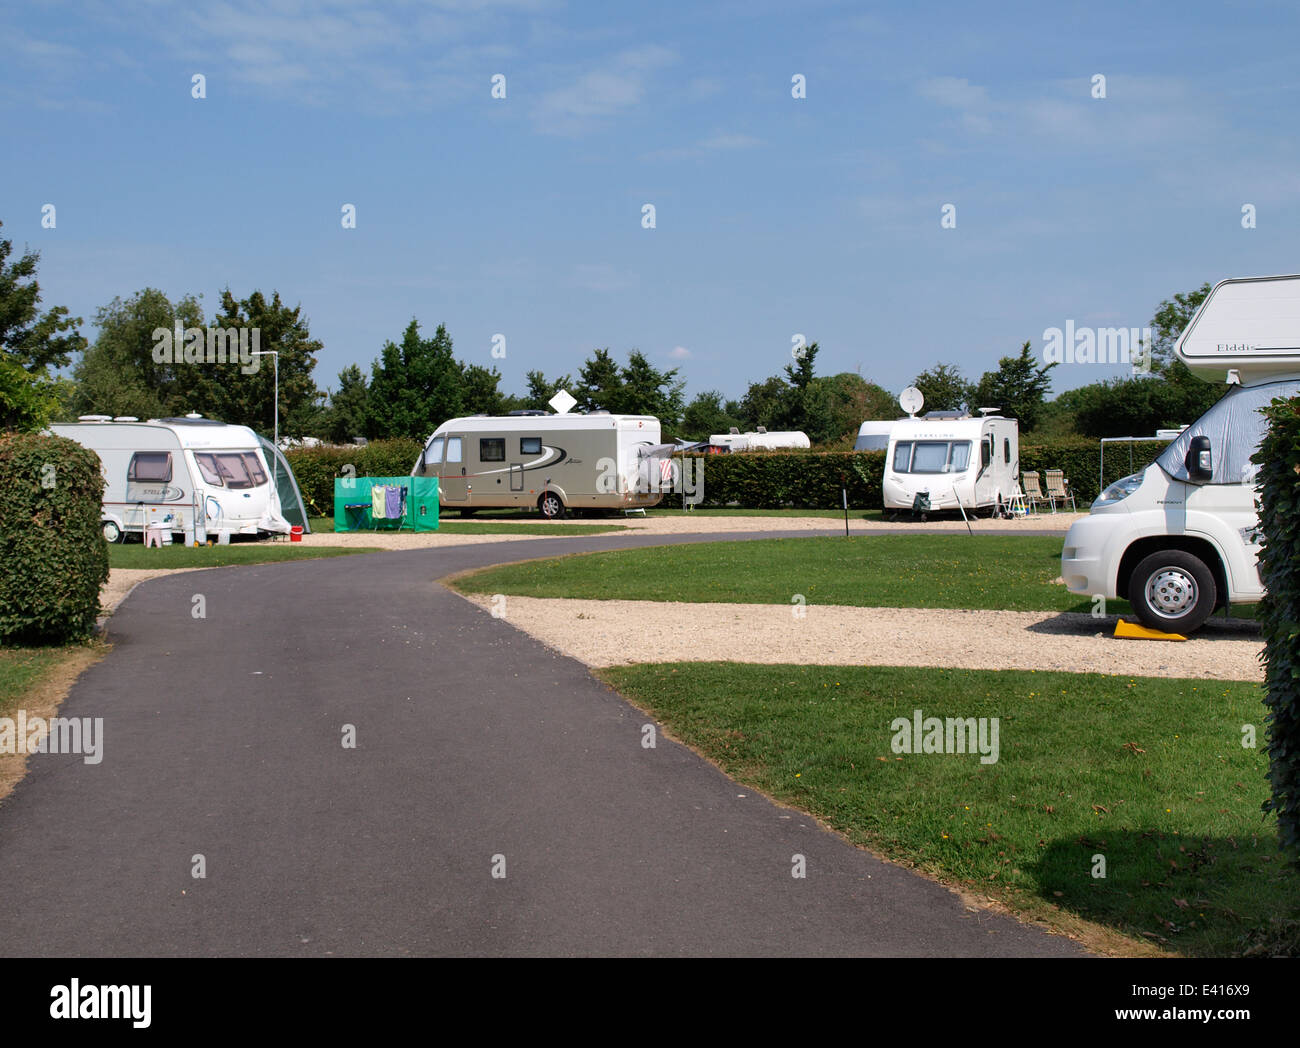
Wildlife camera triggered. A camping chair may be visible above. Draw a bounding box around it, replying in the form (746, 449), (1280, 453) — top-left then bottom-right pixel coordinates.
(1044, 470), (1076, 512)
(1021, 471), (1054, 513)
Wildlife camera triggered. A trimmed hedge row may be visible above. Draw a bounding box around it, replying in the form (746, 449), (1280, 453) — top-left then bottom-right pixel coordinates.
(1255, 394), (1300, 861)
(0, 433), (109, 646)
(284, 439), (422, 516)
(681, 438), (1170, 510)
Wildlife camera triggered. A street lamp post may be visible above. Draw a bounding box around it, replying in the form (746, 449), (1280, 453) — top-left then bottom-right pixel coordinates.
(250, 350), (279, 446)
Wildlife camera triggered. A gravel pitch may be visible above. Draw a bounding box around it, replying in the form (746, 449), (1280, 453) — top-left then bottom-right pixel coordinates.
(460, 593), (1264, 682)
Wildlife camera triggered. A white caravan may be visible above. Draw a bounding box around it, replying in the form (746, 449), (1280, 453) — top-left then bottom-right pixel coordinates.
(853, 420), (897, 452)
(51, 416), (295, 542)
(412, 411), (670, 518)
(1063, 273), (1300, 633)
(883, 411), (1020, 517)
(709, 428), (811, 452)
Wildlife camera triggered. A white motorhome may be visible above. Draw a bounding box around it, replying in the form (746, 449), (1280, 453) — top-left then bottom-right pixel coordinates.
(853, 420), (897, 452)
(412, 411), (670, 518)
(51, 415), (299, 542)
(883, 411), (1020, 517)
(1063, 273), (1300, 633)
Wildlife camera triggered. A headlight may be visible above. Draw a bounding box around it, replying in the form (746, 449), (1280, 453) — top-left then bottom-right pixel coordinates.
(1096, 471), (1144, 505)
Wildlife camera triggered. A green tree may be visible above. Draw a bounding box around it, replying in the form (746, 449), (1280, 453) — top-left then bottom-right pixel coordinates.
(574, 348), (624, 412)
(366, 319), (462, 439)
(460, 363), (507, 416)
(325, 364), (369, 443)
(911, 363), (972, 413)
(620, 350), (685, 424)
(681, 390), (742, 441)
(0, 222), (87, 431)
(519, 370), (573, 411)
(71, 288), (201, 420)
(807, 372), (897, 445)
(736, 375), (791, 430)
(1148, 282), (1213, 371)
(971, 341), (1057, 430)
(203, 289), (324, 437)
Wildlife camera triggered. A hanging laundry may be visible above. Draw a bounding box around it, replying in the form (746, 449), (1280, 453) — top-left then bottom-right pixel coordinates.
(372, 485), (388, 519)
(386, 485), (404, 519)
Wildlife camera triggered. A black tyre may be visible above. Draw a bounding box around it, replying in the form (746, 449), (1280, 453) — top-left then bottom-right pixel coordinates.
(1128, 550), (1217, 634)
(538, 491), (565, 520)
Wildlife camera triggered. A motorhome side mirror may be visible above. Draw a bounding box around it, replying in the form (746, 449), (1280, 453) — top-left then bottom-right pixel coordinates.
(1185, 435), (1213, 482)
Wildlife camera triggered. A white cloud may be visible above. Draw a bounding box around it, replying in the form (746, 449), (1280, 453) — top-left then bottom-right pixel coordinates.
(669, 345), (692, 359)
(533, 45), (678, 136)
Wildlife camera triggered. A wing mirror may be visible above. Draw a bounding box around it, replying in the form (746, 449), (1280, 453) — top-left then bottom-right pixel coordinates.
(1185, 435), (1213, 482)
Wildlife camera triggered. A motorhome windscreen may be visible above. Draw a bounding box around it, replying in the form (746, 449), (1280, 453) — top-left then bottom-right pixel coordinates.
(893, 440), (972, 474)
(1156, 379), (1300, 484)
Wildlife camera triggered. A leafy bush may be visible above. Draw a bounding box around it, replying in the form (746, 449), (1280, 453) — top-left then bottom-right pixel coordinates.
(0, 433), (109, 645)
(284, 438), (422, 515)
(684, 438), (1170, 510)
(1254, 394), (1300, 862)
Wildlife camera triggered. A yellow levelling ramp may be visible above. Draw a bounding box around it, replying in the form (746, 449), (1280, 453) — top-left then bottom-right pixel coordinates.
(1114, 619), (1187, 642)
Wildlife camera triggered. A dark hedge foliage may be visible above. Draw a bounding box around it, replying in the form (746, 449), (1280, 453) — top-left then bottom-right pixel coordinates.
(0, 432), (109, 645)
(1254, 395), (1300, 862)
(685, 438), (1169, 510)
(284, 438), (423, 515)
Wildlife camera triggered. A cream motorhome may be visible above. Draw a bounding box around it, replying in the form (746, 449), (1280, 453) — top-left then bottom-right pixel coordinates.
(51, 416), (297, 542)
(883, 411), (1019, 517)
(1062, 274), (1300, 632)
(853, 420), (897, 452)
(412, 411), (671, 518)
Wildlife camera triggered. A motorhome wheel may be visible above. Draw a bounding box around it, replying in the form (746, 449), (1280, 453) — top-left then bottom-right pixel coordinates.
(102, 520), (123, 543)
(1128, 550), (1216, 634)
(538, 492), (566, 520)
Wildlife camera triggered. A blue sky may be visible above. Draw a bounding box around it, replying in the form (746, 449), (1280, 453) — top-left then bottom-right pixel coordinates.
(3, 0), (1299, 406)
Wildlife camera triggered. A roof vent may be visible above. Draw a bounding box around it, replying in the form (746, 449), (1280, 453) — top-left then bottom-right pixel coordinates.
(77, 414), (112, 422)
(113, 416), (139, 422)
(185, 412), (203, 419)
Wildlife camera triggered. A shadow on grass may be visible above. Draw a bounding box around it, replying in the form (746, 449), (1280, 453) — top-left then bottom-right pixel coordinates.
(1036, 831), (1300, 956)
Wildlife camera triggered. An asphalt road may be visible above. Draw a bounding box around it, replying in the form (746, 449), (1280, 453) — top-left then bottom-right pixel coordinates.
(0, 529), (1087, 956)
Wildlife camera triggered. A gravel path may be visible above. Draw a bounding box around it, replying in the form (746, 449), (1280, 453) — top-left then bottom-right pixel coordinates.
(461, 594), (1264, 682)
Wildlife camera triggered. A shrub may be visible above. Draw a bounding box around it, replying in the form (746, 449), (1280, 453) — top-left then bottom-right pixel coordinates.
(0, 432), (109, 645)
(1254, 394), (1300, 862)
(681, 438), (1170, 510)
(284, 438), (423, 516)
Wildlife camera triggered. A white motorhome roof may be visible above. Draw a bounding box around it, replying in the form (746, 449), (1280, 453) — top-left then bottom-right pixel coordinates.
(434, 413), (658, 433)
(1176, 274), (1300, 384)
(51, 418), (265, 450)
(856, 420), (897, 435)
(889, 416), (1007, 439)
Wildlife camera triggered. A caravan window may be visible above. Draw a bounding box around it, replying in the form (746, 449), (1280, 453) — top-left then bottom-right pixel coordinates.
(425, 436), (444, 468)
(446, 437), (462, 464)
(1004, 438), (1011, 464)
(128, 452), (172, 483)
(480, 438), (505, 462)
(194, 453), (224, 486)
(520, 437), (542, 455)
(981, 438), (992, 470)
(241, 453), (268, 486)
(213, 454), (255, 489)
(894, 441), (971, 474)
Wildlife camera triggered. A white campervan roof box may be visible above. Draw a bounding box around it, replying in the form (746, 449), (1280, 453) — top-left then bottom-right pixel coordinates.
(1176, 274), (1300, 384)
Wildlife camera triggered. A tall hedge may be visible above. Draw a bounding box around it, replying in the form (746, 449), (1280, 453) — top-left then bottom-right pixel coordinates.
(0, 433), (110, 645)
(680, 438), (1169, 510)
(1254, 395), (1300, 862)
(284, 438), (423, 515)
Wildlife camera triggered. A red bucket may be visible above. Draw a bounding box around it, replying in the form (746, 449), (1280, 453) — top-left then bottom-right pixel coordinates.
(290, 526), (303, 543)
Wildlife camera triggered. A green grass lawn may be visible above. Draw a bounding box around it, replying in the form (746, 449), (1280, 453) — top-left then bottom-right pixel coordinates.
(0, 647), (73, 718)
(306, 516), (625, 536)
(600, 662), (1297, 957)
(108, 543), (378, 569)
(455, 534), (1114, 614)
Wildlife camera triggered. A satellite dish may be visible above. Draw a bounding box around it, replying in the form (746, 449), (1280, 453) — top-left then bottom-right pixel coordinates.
(899, 386), (924, 417)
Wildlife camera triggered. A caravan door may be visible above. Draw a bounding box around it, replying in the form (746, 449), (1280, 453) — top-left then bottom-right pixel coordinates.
(440, 433), (469, 503)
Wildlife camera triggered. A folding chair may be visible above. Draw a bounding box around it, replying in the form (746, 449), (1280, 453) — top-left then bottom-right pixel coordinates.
(1044, 470), (1076, 512)
(1021, 471), (1054, 513)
